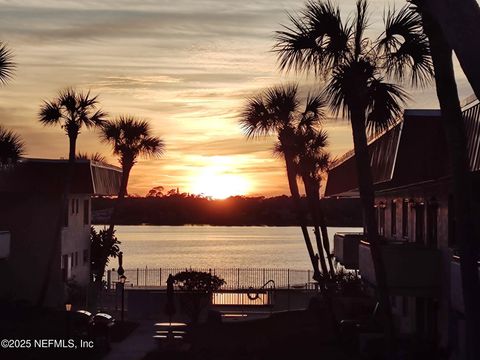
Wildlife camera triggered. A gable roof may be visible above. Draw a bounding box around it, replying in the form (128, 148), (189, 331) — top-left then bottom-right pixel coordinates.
(324, 103), (480, 197)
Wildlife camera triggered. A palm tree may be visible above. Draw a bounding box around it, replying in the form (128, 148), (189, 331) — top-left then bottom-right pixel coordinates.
(39, 88), (107, 161)
(274, 0), (433, 343)
(411, 3), (480, 359)
(37, 88), (106, 306)
(240, 84), (323, 281)
(294, 128), (336, 277)
(0, 126), (24, 167)
(100, 116), (165, 279)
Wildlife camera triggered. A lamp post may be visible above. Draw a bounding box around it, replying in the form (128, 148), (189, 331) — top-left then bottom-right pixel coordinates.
(65, 302), (72, 338)
(119, 275), (126, 322)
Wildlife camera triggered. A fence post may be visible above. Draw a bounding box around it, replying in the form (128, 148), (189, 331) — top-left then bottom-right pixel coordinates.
(263, 268), (266, 285)
(159, 268), (162, 287)
(237, 268), (240, 289)
(145, 266), (148, 287)
(307, 270), (310, 285)
(136, 268), (139, 286)
(287, 269), (290, 290)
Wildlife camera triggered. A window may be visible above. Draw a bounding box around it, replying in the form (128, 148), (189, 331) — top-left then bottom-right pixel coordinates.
(74, 251), (78, 267)
(391, 200), (397, 235)
(379, 204), (385, 236)
(70, 253), (74, 269)
(83, 249), (89, 265)
(83, 199), (90, 225)
(71, 199), (75, 214)
(415, 202), (425, 244)
(62, 255), (68, 281)
(76, 199), (79, 214)
(402, 199), (409, 238)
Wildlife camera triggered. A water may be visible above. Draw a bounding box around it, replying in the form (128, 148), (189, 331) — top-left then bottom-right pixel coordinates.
(97, 225), (362, 270)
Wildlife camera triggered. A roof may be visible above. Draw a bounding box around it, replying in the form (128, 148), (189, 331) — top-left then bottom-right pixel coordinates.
(325, 102), (480, 197)
(0, 158), (122, 195)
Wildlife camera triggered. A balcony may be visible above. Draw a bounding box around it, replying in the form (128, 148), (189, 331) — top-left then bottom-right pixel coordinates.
(450, 256), (480, 313)
(0, 231), (10, 259)
(359, 240), (441, 297)
(333, 232), (364, 269)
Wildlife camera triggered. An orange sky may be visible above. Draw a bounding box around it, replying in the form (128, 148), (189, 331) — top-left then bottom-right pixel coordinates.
(0, 0), (474, 197)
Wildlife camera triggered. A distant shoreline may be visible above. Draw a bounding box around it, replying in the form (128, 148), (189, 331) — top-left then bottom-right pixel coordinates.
(92, 196), (363, 228)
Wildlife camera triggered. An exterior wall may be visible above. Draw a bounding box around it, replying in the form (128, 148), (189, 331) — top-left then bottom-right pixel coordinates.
(61, 195), (91, 286)
(374, 182), (454, 349)
(0, 192), (63, 307)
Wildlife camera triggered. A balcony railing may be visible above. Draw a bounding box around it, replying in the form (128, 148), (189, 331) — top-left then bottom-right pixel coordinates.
(333, 232), (364, 269)
(450, 256), (480, 313)
(359, 240), (441, 297)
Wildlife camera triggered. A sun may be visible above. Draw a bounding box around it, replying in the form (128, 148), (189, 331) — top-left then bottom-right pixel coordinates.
(191, 169), (250, 199)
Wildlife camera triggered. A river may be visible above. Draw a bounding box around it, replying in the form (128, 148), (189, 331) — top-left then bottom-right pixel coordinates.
(96, 225), (362, 270)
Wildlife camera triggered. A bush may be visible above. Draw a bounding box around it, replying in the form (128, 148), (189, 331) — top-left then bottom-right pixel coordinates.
(173, 270), (225, 292)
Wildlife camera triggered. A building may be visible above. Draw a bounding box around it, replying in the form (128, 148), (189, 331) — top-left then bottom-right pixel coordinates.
(325, 100), (480, 357)
(0, 158), (121, 307)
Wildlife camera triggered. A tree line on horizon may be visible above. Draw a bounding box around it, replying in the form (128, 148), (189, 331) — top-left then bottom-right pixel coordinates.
(91, 194), (363, 227)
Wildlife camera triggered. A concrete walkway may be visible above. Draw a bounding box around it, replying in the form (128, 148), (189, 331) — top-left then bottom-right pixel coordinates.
(104, 320), (155, 360)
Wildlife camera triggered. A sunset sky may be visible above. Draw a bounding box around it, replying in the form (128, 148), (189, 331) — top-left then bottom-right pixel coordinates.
(0, 0), (474, 197)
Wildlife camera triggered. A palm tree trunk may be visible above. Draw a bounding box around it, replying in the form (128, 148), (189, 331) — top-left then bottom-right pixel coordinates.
(350, 109), (395, 345)
(313, 182), (336, 277)
(418, 0), (480, 101)
(301, 174), (330, 278)
(68, 133), (77, 162)
(283, 153), (321, 281)
(420, 11), (480, 360)
(108, 162), (132, 234)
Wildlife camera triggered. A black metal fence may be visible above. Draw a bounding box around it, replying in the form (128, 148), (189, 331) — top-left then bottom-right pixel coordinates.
(105, 267), (313, 290)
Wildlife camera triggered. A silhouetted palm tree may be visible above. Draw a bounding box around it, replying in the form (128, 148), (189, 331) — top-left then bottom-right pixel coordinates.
(0, 126), (24, 167)
(39, 89), (107, 161)
(241, 84), (323, 281)
(96, 116), (164, 282)
(101, 116), (165, 201)
(411, 3), (480, 358)
(37, 89), (106, 306)
(294, 128), (336, 277)
(275, 0), (433, 343)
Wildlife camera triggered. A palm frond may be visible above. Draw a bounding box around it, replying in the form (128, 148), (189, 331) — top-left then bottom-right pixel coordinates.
(239, 96), (273, 138)
(0, 125), (25, 166)
(39, 101), (62, 125)
(76, 152), (107, 163)
(274, 1), (351, 76)
(299, 92), (327, 130)
(377, 5), (433, 87)
(366, 78), (408, 135)
(0, 43), (15, 85)
(100, 116), (165, 164)
(265, 84), (299, 125)
(325, 58), (376, 119)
